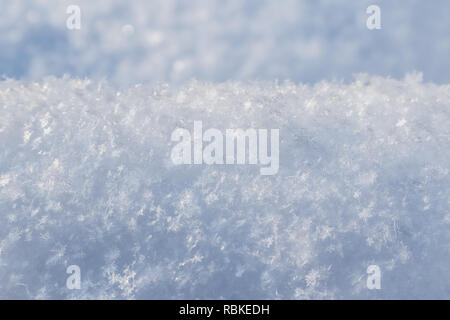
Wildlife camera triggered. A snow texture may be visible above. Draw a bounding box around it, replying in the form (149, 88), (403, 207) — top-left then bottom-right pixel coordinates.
(1, 74), (449, 299)
(1, 0), (450, 85)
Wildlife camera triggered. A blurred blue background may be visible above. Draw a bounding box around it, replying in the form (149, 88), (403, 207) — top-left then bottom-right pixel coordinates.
(0, 0), (449, 85)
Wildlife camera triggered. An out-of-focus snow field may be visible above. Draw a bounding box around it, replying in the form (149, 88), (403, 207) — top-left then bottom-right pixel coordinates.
(0, 0), (450, 299)
(1, 0), (449, 85)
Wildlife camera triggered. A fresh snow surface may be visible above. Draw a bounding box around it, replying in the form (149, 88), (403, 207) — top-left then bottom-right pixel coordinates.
(0, 74), (449, 299)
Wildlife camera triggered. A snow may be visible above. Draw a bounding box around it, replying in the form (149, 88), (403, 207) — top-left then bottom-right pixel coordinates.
(1, 0), (450, 300)
(1, 74), (449, 299)
(1, 0), (450, 85)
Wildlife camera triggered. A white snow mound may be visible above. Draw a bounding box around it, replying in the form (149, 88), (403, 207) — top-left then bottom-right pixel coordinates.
(0, 74), (449, 299)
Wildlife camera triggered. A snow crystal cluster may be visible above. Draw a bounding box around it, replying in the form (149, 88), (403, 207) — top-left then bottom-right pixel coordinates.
(0, 74), (449, 299)
(1, 0), (450, 85)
